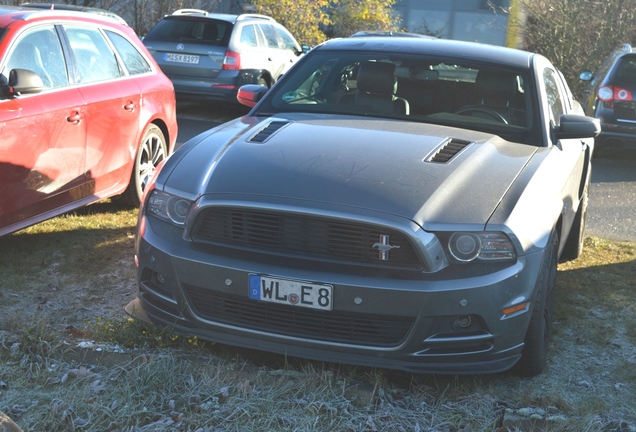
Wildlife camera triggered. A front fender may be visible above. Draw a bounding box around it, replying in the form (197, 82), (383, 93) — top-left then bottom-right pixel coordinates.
(487, 145), (582, 255)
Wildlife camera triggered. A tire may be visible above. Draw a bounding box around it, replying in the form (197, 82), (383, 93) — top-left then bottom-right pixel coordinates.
(560, 168), (590, 263)
(513, 229), (558, 377)
(257, 76), (269, 87)
(120, 124), (167, 207)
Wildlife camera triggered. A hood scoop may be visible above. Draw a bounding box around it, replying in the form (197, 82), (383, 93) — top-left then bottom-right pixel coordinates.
(248, 121), (290, 143)
(425, 138), (472, 163)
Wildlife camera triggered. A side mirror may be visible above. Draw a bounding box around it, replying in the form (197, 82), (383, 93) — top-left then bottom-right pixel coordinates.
(294, 45), (311, 56)
(556, 114), (600, 139)
(579, 71), (594, 81)
(1, 69), (44, 97)
(237, 84), (269, 108)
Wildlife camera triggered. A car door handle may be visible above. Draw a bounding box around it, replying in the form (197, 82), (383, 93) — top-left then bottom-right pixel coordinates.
(123, 102), (135, 111)
(67, 112), (81, 124)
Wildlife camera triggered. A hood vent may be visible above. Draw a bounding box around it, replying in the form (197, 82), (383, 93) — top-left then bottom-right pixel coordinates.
(426, 138), (471, 163)
(248, 121), (289, 143)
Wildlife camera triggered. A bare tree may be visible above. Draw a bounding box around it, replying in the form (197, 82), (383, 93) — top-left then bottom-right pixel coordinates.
(520, 0), (636, 98)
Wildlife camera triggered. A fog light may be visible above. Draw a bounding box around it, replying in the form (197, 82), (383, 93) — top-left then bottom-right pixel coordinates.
(456, 315), (472, 328)
(155, 273), (166, 285)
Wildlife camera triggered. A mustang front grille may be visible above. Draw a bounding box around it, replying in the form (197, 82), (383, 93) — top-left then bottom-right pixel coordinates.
(184, 285), (414, 347)
(191, 208), (425, 271)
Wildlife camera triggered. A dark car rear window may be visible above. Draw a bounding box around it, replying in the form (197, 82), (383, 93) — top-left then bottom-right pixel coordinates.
(144, 17), (232, 47)
(610, 55), (636, 83)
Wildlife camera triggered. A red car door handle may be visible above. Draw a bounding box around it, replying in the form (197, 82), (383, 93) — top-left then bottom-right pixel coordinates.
(123, 102), (135, 111)
(67, 113), (81, 124)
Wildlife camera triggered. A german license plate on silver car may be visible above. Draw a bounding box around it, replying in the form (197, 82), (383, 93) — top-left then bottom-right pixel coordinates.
(164, 53), (199, 64)
(249, 274), (333, 311)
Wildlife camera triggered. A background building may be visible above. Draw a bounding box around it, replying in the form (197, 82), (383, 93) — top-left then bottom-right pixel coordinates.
(394, 0), (522, 47)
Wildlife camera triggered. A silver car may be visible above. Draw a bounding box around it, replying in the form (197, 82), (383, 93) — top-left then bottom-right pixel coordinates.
(142, 9), (304, 103)
(126, 37), (600, 376)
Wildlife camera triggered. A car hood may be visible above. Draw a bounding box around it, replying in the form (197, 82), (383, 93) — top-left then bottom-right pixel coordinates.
(164, 114), (538, 230)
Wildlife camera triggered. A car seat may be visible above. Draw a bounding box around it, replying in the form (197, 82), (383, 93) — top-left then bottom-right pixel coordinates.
(354, 61), (409, 115)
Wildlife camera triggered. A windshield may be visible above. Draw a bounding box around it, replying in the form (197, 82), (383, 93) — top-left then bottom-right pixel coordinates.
(255, 50), (536, 144)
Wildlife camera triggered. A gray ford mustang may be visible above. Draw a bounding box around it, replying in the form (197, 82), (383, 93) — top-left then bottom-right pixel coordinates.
(126, 36), (600, 376)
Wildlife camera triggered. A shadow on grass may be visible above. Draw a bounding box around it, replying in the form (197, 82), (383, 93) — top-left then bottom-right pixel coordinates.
(0, 200), (138, 278)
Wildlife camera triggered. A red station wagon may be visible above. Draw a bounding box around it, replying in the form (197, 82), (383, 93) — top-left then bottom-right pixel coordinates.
(0, 6), (178, 236)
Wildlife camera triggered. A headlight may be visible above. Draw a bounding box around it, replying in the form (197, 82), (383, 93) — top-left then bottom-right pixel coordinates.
(146, 190), (192, 226)
(448, 232), (516, 262)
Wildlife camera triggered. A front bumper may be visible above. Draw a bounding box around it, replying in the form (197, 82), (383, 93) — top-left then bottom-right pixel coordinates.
(128, 216), (546, 375)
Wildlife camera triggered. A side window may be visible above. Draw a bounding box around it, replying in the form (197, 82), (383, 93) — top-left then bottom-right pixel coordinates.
(274, 26), (298, 51)
(64, 26), (120, 84)
(105, 31), (151, 75)
(240, 24), (259, 48)
(259, 24), (280, 49)
(543, 68), (564, 123)
(1, 25), (68, 89)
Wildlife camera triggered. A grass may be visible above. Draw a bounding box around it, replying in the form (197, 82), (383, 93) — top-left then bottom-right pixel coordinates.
(1, 201), (636, 431)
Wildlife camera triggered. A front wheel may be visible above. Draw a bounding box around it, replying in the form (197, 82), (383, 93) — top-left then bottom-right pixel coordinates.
(121, 124), (167, 207)
(513, 229), (558, 377)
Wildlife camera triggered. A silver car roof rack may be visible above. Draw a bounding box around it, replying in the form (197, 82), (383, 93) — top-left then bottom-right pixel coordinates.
(172, 9), (208, 16)
(236, 13), (275, 22)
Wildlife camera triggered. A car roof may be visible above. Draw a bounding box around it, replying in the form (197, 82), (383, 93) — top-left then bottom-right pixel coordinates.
(318, 36), (536, 70)
(351, 31), (436, 39)
(0, 5), (126, 27)
(19, 2), (127, 25)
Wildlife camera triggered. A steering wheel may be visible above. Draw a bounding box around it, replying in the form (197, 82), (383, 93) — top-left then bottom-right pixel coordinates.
(455, 106), (508, 124)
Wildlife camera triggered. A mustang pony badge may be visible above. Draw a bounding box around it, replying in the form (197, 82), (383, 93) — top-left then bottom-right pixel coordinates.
(373, 235), (400, 261)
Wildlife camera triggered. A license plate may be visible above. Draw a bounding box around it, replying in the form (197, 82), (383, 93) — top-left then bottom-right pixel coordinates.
(164, 53), (199, 64)
(249, 274), (333, 311)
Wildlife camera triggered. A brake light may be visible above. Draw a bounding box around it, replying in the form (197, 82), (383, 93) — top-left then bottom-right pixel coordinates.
(222, 50), (241, 70)
(615, 87), (632, 101)
(598, 85), (632, 106)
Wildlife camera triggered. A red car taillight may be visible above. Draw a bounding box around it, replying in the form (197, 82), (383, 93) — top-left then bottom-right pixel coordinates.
(222, 50), (241, 70)
(598, 85), (632, 106)
(614, 87), (632, 101)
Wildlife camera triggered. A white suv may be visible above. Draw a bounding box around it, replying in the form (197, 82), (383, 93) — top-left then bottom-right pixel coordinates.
(143, 9), (305, 104)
